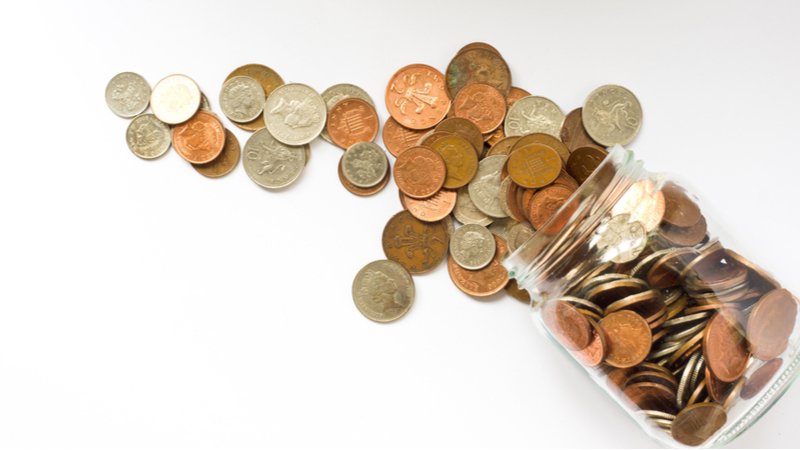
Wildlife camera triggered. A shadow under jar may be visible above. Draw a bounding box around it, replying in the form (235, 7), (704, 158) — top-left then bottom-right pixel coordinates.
(503, 146), (800, 448)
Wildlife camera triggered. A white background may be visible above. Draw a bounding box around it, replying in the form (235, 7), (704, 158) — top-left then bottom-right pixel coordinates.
(1, 1), (799, 448)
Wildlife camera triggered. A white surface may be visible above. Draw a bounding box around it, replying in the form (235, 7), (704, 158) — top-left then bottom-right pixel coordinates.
(1, 1), (799, 448)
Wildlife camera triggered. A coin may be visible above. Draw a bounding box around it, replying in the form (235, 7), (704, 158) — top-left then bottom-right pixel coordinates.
(352, 260), (414, 323)
(382, 117), (428, 157)
(506, 86), (530, 109)
(527, 185), (573, 230)
(671, 403), (726, 446)
(125, 113), (171, 159)
(456, 41), (501, 55)
(150, 74), (201, 125)
(747, 288), (798, 360)
(447, 234), (509, 297)
(507, 222), (534, 253)
(393, 146), (446, 199)
(486, 136), (520, 157)
(504, 96), (565, 138)
(511, 132), (570, 164)
(430, 134), (478, 189)
(402, 189), (457, 222)
(199, 92), (212, 111)
(446, 47), (511, 99)
(468, 155), (507, 218)
(172, 111), (226, 164)
(435, 117), (484, 156)
(506, 279), (531, 303)
(703, 310), (749, 382)
(543, 300), (593, 351)
(338, 156), (389, 196)
(560, 107), (602, 153)
(341, 141), (388, 188)
(596, 214), (647, 264)
(450, 224), (496, 270)
(507, 144), (562, 188)
(611, 179), (665, 232)
(454, 186), (493, 226)
(106, 72), (150, 118)
(574, 321), (607, 367)
(263, 83), (326, 145)
(225, 64), (285, 132)
(218, 75), (265, 123)
(243, 127), (307, 189)
(327, 98), (379, 149)
(192, 129), (240, 177)
(386, 64), (450, 130)
(382, 210), (448, 274)
(599, 310), (652, 368)
(566, 146), (608, 184)
(320, 83), (374, 143)
(661, 182), (702, 228)
(741, 358), (783, 400)
(582, 85), (642, 146)
(660, 216), (708, 247)
(452, 83), (506, 133)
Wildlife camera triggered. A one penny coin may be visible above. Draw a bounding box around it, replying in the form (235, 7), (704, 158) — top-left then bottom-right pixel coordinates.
(327, 98), (379, 149)
(393, 146), (447, 199)
(598, 310), (652, 369)
(507, 144), (562, 188)
(741, 358), (783, 400)
(671, 403), (727, 447)
(172, 111), (226, 164)
(703, 309), (749, 382)
(543, 300), (593, 351)
(527, 185), (574, 230)
(661, 182), (702, 228)
(566, 146), (608, 184)
(747, 288), (798, 360)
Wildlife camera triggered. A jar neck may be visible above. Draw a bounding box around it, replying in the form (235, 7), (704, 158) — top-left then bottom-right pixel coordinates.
(502, 146), (650, 305)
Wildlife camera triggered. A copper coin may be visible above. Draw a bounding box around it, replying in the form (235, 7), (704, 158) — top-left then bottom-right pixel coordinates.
(402, 189), (457, 222)
(507, 144), (562, 188)
(386, 64), (450, 130)
(382, 117), (428, 157)
(671, 403), (727, 447)
(382, 210), (448, 274)
(172, 111), (226, 164)
(192, 129), (240, 178)
(703, 309), (749, 382)
(506, 86), (530, 109)
(484, 127), (505, 148)
(430, 134), (479, 189)
(435, 117), (483, 156)
(598, 310), (652, 369)
(660, 216), (708, 247)
(337, 156), (389, 196)
(527, 185), (574, 230)
(506, 279), (531, 303)
(511, 132), (570, 164)
(446, 47), (512, 99)
(326, 98), (379, 149)
(705, 366), (734, 403)
(574, 320), (607, 367)
(452, 83), (506, 134)
(456, 41), (501, 55)
(486, 136), (520, 157)
(225, 64), (284, 132)
(661, 182), (702, 228)
(419, 131), (453, 148)
(447, 234), (509, 297)
(623, 381), (677, 412)
(560, 107), (602, 153)
(543, 300), (593, 351)
(551, 170), (579, 191)
(566, 146), (608, 184)
(747, 288), (798, 360)
(393, 146), (446, 199)
(741, 358), (783, 399)
(647, 247), (700, 289)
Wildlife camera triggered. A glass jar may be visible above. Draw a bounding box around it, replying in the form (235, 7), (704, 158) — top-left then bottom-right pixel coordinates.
(502, 146), (800, 447)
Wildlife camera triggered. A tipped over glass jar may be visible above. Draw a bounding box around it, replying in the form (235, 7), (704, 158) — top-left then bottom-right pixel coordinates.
(503, 146), (800, 447)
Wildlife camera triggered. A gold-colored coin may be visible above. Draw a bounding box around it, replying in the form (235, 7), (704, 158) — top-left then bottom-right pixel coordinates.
(382, 210), (449, 274)
(431, 134), (479, 189)
(507, 144), (562, 188)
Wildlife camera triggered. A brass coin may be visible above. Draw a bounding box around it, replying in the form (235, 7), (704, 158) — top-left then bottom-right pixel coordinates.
(566, 146), (608, 184)
(382, 210), (448, 274)
(671, 403), (727, 447)
(430, 134), (479, 189)
(435, 117), (483, 156)
(507, 144), (562, 188)
(192, 129), (240, 178)
(560, 107), (602, 153)
(510, 132), (570, 163)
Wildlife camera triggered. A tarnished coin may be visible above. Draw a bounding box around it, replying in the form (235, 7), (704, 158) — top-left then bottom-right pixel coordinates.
(566, 146), (608, 184)
(402, 189), (457, 222)
(125, 113), (171, 159)
(446, 47), (511, 99)
(386, 64), (450, 130)
(598, 310), (652, 368)
(327, 98), (379, 149)
(225, 64), (285, 132)
(454, 186), (493, 226)
(192, 129), (240, 178)
(661, 182), (702, 228)
(747, 288), (798, 360)
(320, 83), (374, 143)
(452, 83), (506, 133)
(382, 210), (448, 274)
(430, 134), (479, 189)
(582, 85), (642, 146)
(507, 144), (562, 188)
(150, 74), (201, 125)
(341, 142), (388, 188)
(671, 403), (727, 447)
(612, 179), (666, 232)
(435, 117), (484, 156)
(219, 76), (265, 123)
(741, 358), (783, 400)
(393, 146), (446, 199)
(106, 72), (150, 118)
(263, 83), (326, 145)
(527, 185), (573, 230)
(243, 128), (307, 189)
(560, 107), (602, 153)
(383, 117), (428, 157)
(172, 111), (226, 164)
(596, 214), (647, 264)
(447, 234), (509, 297)
(543, 300), (593, 351)
(468, 155), (508, 218)
(703, 310), (749, 382)
(352, 260), (414, 323)
(450, 224), (496, 270)
(504, 96), (565, 138)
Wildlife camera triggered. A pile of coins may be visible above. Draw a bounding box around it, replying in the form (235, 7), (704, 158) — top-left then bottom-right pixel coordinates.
(540, 179), (798, 446)
(353, 42), (642, 323)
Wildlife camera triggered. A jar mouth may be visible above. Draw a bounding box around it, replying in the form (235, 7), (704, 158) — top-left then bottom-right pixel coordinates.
(502, 145), (645, 303)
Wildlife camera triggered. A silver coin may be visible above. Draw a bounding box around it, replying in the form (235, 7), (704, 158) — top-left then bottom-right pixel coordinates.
(341, 142), (388, 188)
(507, 222), (535, 253)
(488, 217), (518, 242)
(450, 224), (496, 270)
(199, 92), (212, 111)
(453, 186), (493, 226)
(150, 74), (201, 125)
(219, 76), (266, 123)
(596, 213), (647, 263)
(105, 72), (150, 118)
(504, 95), (565, 138)
(352, 259), (414, 323)
(263, 83), (326, 145)
(582, 85), (642, 146)
(468, 155), (508, 218)
(242, 128), (307, 189)
(320, 83), (374, 143)
(125, 114), (171, 159)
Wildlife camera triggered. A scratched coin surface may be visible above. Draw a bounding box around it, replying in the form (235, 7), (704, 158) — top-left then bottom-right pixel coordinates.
(445, 47), (511, 99)
(225, 64), (285, 131)
(447, 234), (509, 297)
(468, 155), (508, 218)
(106, 72), (150, 118)
(582, 85), (643, 146)
(393, 146), (446, 199)
(192, 129), (240, 178)
(382, 210), (449, 274)
(125, 113), (171, 159)
(219, 75), (265, 123)
(452, 83), (506, 133)
(263, 83), (326, 145)
(341, 141), (388, 188)
(320, 83), (374, 143)
(150, 74), (201, 125)
(327, 98), (379, 149)
(598, 310), (652, 368)
(450, 224), (496, 270)
(352, 260), (414, 323)
(382, 117), (428, 157)
(386, 64), (450, 130)
(171, 111), (226, 164)
(242, 128), (307, 189)
(430, 134), (479, 189)
(504, 96), (565, 138)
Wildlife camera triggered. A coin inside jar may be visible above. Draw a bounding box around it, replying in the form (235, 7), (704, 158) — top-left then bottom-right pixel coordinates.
(449, 224), (496, 270)
(598, 310), (652, 368)
(670, 402), (727, 447)
(341, 142), (389, 188)
(746, 288), (798, 360)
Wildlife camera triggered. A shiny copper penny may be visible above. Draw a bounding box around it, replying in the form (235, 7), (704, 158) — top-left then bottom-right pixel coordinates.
(192, 129), (240, 178)
(574, 320), (607, 366)
(327, 98), (379, 149)
(337, 156), (389, 196)
(598, 310), (652, 369)
(393, 146), (447, 199)
(382, 210), (448, 274)
(435, 117), (483, 156)
(452, 83), (506, 134)
(703, 309), (749, 382)
(741, 358), (783, 399)
(566, 146), (608, 184)
(430, 134), (479, 189)
(543, 300), (593, 351)
(382, 117), (428, 157)
(527, 185), (574, 230)
(661, 182), (702, 228)
(560, 107), (603, 153)
(386, 64), (450, 130)
(747, 288), (798, 360)
(172, 111), (226, 164)
(507, 144), (562, 188)
(671, 403), (727, 447)
(506, 86), (530, 109)
(225, 64), (284, 132)
(402, 189), (457, 222)
(447, 234), (509, 297)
